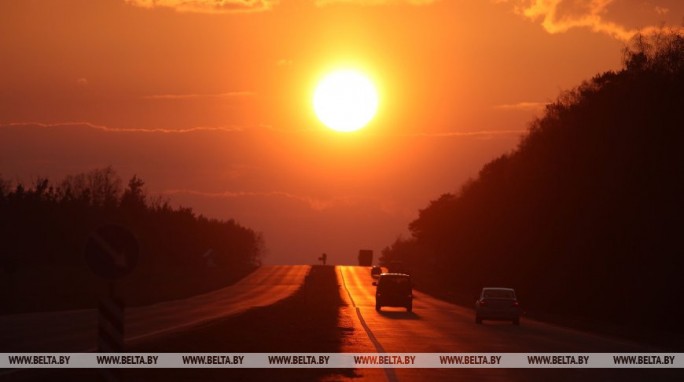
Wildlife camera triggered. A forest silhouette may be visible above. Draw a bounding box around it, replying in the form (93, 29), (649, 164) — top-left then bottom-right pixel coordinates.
(381, 32), (684, 338)
(0, 167), (263, 313)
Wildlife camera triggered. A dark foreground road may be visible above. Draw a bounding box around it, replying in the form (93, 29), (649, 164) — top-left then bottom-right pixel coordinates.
(2, 265), (352, 381)
(3, 265), (683, 382)
(1, 265), (308, 353)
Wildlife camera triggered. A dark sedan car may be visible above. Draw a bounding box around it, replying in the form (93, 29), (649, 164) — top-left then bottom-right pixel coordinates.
(373, 273), (413, 312)
(475, 287), (521, 325)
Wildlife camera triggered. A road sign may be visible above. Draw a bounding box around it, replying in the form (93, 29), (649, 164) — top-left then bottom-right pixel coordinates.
(85, 224), (139, 280)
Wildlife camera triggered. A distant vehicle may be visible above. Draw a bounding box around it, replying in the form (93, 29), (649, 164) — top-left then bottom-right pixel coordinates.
(358, 250), (373, 266)
(475, 287), (521, 325)
(373, 273), (413, 312)
(370, 265), (382, 278)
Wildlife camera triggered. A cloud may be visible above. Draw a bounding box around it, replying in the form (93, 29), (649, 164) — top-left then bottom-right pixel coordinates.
(0, 122), (245, 134)
(405, 129), (527, 138)
(276, 59), (294, 67)
(502, 0), (682, 41)
(494, 101), (547, 111)
(124, 0), (278, 14)
(655, 6), (669, 16)
(161, 188), (364, 212)
(160, 188), (418, 221)
(142, 91), (256, 100)
(126, 0), (440, 12)
(518, 0), (633, 40)
(315, 0), (438, 5)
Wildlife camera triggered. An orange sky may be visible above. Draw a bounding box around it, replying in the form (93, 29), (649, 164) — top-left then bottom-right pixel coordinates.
(1, 0), (682, 264)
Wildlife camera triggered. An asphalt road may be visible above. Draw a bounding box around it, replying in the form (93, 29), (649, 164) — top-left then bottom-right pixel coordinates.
(0, 265), (309, 352)
(2, 265), (681, 382)
(337, 265), (680, 382)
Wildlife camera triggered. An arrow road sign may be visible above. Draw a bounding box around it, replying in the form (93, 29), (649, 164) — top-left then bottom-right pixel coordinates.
(85, 224), (139, 280)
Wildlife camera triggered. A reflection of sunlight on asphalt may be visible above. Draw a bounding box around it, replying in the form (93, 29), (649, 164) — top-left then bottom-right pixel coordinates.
(336, 265), (665, 381)
(0, 266), (309, 352)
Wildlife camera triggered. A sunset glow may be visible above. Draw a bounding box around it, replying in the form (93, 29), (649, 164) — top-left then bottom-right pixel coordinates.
(313, 70), (378, 132)
(1, 1), (683, 375)
(1, 0), (682, 265)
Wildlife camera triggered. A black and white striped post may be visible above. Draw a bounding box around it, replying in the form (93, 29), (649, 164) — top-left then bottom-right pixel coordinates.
(85, 224), (139, 382)
(98, 292), (125, 353)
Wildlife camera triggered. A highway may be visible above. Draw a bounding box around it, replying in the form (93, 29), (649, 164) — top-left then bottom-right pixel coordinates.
(0, 265), (309, 352)
(337, 265), (670, 382)
(2, 264), (680, 381)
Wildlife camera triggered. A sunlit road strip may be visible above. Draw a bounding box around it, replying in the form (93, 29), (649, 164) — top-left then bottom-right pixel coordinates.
(339, 268), (399, 382)
(0, 266), (309, 353)
(335, 265), (674, 381)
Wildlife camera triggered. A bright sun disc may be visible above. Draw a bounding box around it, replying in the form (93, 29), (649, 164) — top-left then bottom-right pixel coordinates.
(313, 69), (378, 132)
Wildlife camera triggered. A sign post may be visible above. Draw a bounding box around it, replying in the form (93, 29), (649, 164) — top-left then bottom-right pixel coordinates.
(85, 224), (138, 382)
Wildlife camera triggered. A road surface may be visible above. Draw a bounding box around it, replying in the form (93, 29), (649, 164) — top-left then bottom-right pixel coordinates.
(0, 265), (309, 352)
(337, 265), (676, 382)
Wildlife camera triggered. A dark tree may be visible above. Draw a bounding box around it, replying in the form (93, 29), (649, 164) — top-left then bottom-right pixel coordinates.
(0, 168), (264, 313)
(382, 31), (684, 336)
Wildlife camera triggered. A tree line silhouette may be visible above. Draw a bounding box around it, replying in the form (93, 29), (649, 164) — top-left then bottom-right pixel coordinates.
(381, 31), (684, 337)
(0, 167), (264, 313)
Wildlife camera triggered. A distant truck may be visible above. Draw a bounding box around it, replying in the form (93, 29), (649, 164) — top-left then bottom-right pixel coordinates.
(358, 250), (373, 266)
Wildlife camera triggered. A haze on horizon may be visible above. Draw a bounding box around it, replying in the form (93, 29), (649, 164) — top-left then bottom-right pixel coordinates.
(1, 0), (682, 264)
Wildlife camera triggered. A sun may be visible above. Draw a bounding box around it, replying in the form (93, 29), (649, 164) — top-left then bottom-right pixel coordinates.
(313, 69), (379, 132)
